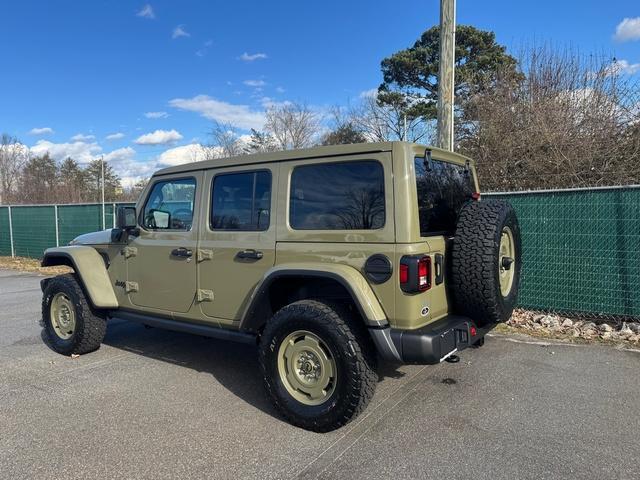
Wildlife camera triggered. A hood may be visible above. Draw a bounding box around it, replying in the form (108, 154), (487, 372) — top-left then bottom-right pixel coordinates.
(69, 229), (114, 246)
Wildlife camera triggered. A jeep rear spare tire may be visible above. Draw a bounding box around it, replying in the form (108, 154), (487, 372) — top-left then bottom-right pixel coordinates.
(451, 200), (521, 326)
(258, 300), (377, 432)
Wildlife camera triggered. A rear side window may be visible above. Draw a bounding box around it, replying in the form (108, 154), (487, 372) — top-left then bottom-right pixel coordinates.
(415, 157), (474, 236)
(289, 160), (385, 230)
(211, 170), (271, 231)
(142, 178), (196, 230)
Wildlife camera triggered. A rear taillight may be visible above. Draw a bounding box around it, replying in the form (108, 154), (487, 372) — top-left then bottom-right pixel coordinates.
(399, 255), (432, 293)
(418, 256), (430, 291)
(399, 263), (409, 284)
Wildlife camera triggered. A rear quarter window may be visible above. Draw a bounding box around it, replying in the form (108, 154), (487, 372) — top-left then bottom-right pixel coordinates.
(289, 160), (385, 230)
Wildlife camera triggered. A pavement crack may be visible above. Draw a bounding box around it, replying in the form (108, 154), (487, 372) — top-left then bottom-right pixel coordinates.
(294, 365), (430, 480)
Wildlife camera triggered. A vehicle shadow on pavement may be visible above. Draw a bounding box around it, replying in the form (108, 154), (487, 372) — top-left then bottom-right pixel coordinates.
(98, 320), (285, 420)
(94, 320), (409, 421)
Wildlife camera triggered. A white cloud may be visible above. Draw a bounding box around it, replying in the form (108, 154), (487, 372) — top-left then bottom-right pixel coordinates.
(614, 17), (640, 42)
(243, 79), (266, 87)
(136, 4), (155, 19)
(157, 144), (207, 166)
(102, 147), (158, 186)
(196, 39), (214, 57)
(103, 146), (136, 164)
(29, 127), (54, 135)
(70, 133), (95, 142)
(239, 52), (268, 62)
(169, 95), (266, 130)
(359, 88), (378, 98)
(106, 132), (125, 141)
(172, 25), (190, 39)
(603, 59), (640, 76)
(258, 96), (291, 109)
(30, 140), (101, 164)
(135, 129), (183, 145)
(144, 111), (169, 119)
(275, 86), (286, 93)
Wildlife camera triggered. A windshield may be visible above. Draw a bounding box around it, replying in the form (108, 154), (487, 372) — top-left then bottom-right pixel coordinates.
(414, 156), (475, 236)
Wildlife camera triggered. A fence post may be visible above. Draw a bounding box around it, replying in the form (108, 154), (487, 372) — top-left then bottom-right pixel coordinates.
(8, 205), (15, 258)
(112, 203), (117, 228)
(54, 204), (60, 247)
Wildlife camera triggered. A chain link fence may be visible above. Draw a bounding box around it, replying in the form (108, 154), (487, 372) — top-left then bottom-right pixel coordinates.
(0, 203), (133, 258)
(488, 186), (640, 320)
(1, 187), (639, 319)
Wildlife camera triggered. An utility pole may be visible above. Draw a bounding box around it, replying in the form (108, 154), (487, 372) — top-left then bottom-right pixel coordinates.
(101, 155), (106, 230)
(436, 0), (456, 151)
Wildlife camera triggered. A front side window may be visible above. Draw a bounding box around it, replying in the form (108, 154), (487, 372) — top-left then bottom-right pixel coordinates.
(211, 171), (271, 231)
(142, 178), (196, 230)
(415, 157), (474, 236)
(290, 160), (385, 230)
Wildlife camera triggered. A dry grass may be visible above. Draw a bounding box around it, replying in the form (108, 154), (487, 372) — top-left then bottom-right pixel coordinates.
(0, 256), (72, 275)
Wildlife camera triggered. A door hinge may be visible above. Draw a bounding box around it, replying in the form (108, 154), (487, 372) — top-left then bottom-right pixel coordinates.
(122, 246), (138, 258)
(125, 281), (139, 293)
(197, 249), (213, 262)
(197, 289), (214, 302)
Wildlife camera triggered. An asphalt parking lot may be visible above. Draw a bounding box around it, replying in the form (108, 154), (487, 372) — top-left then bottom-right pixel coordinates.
(1, 269), (639, 480)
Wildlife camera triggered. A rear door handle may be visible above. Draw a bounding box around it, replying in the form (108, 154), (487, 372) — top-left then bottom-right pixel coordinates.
(171, 247), (193, 258)
(236, 249), (263, 260)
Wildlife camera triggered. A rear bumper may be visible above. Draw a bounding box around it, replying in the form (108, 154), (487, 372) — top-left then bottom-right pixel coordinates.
(369, 315), (495, 364)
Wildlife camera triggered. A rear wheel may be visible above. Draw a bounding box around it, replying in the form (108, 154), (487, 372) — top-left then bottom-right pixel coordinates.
(42, 274), (107, 355)
(450, 200), (521, 326)
(259, 300), (377, 432)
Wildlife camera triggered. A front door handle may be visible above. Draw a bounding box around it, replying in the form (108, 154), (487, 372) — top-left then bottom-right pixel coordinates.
(171, 247), (193, 258)
(236, 249), (263, 260)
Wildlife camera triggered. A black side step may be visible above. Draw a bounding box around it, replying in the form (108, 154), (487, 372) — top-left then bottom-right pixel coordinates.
(110, 311), (257, 345)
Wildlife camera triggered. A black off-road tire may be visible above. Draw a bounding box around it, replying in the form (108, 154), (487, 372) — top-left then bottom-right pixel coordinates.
(259, 300), (377, 432)
(42, 274), (107, 355)
(451, 200), (522, 326)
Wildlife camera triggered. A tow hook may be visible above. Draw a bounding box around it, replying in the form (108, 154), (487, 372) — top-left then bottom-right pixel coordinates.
(445, 355), (460, 363)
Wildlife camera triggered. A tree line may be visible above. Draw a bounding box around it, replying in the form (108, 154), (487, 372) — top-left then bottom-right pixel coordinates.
(2, 24), (639, 205)
(0, 143), (143, 204)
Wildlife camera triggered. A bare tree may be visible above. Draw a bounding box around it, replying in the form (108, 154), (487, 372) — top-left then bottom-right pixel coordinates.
(0, 134), (27, 204)
(265, 102), (320, 150)
(459, 46), (640, 191)
(320, 106), (367, 146)
(204, 121), (245, 159)
(349, 94), (434, 143)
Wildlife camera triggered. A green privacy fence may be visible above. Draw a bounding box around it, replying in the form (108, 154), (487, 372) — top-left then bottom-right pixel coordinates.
(1, 187), (639, 319)
(486, 186), (640, 318)
(0, 203), (134, 258)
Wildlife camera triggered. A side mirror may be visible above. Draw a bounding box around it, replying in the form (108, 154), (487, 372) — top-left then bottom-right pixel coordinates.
(116, 206), (137, 229)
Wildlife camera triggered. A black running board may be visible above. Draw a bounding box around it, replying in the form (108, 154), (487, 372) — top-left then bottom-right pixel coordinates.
(110, 310), (257, 345)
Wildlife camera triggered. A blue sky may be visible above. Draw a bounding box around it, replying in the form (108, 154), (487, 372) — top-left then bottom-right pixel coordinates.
(1, 0), (638, 185)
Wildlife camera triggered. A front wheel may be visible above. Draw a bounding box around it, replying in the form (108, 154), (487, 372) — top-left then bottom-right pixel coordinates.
(259, 300), (377, 432)
(42, 274), (107, 355)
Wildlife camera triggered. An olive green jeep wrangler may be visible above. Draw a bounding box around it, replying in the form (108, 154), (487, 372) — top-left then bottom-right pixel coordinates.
(40, 141), (521, 432)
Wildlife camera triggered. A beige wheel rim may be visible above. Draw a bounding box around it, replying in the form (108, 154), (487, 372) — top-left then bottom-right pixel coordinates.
(277, 330), (337, 406)
(499, 226), (516, 297)
(50, 292), (76, 340)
